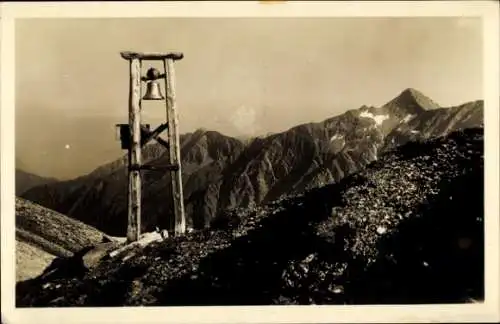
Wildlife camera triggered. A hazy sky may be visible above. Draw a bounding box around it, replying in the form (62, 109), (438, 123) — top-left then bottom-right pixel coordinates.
(15, 17), (482, 179)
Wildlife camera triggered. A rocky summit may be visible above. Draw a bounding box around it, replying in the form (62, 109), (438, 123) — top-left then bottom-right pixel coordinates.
(16, 127), (484, 306)
(20, 88), (483, 236)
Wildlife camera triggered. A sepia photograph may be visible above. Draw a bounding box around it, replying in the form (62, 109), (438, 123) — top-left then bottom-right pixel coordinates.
(1, 1), (499, 323)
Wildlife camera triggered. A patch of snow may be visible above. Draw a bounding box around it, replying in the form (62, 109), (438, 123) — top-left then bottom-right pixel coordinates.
(401, 114), (416, 123)
(330, 134), (344, 142)
(359, 111), (390, 126)
(359, 111), (374, 119)
(410, 130), (420, 134)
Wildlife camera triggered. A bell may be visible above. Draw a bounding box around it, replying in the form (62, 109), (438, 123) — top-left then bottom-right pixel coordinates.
(143, 80), (164, 100)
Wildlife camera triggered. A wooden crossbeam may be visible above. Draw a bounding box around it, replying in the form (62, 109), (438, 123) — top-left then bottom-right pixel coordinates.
(142, 164), (179, 172)
(129, 164), (179, 172)
(141, 74), (166, 82)
(120, 51), (184, 61)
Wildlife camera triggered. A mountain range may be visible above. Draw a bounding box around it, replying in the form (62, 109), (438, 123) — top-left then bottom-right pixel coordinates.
(20, 88), (483, 236)
(16, 127), (484, 306)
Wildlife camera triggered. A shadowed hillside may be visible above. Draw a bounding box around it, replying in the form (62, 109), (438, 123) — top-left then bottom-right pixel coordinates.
(16, 127), (484, 306)
(21, 89), (483, 237)
(16, 168), (58, 196)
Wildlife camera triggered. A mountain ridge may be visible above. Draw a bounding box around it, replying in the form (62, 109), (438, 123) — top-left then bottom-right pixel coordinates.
(385, 87), (442, 115)
(15, 168), (58, 196)
(21, 89), (484, 236)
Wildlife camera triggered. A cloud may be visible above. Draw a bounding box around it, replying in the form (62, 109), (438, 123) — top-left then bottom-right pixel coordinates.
(229, 105), (259, 136)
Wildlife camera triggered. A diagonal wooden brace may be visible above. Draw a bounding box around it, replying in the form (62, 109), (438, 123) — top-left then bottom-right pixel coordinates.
(154, 137), (170, 150)
(141, 123), (170, 149)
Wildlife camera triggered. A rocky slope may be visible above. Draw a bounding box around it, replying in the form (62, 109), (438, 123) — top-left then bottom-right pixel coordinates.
(21, 88), (483, 236)
(15, 197), (111, 282)
(16, 127), (484, 306)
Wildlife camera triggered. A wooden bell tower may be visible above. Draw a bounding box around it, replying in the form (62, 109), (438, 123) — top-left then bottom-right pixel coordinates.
(118, 51), (186, 243)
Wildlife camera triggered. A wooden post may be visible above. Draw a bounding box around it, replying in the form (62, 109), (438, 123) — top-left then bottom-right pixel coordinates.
(164, 58), (186, 236)
(127, 58), (142, 243)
